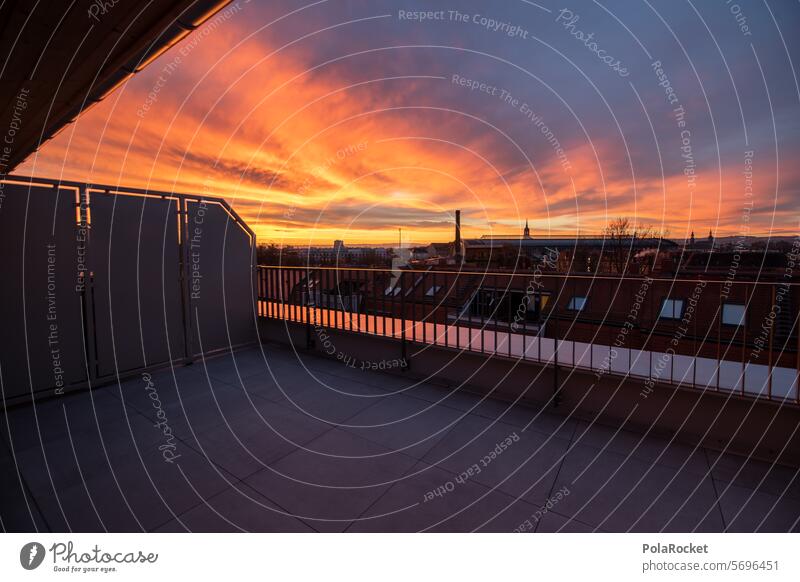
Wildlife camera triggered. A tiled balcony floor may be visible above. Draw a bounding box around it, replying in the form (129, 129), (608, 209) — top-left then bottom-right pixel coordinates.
(2, 344), (799, 532)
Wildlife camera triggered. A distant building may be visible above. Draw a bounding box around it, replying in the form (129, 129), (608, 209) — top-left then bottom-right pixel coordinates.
(463, 235), (676, 272)
(407, 212), (679, 273)
(684, 229), (715, 251)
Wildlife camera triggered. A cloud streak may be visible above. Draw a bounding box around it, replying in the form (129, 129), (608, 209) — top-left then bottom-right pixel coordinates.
(19, 0), (800, 243)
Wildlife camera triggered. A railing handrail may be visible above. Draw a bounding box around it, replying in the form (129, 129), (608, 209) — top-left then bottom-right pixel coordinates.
(5, 174), (255, 239)
(256, 264), (800, 287)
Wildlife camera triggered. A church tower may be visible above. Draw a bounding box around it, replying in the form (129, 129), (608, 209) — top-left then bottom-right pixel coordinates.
(523, 219), (531, 239)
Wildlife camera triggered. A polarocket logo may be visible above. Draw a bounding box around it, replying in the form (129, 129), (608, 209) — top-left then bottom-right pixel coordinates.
(20, 542), (46, 570)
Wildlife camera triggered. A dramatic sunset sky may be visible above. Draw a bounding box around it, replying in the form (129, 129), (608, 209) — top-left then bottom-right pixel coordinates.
(18, 0), (800, 244)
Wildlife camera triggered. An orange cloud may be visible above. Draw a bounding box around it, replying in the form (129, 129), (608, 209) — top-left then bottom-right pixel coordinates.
(18, 14), (797, 245)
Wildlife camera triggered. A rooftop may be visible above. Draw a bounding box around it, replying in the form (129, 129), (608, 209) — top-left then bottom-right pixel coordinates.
(3, 345), (798, 533)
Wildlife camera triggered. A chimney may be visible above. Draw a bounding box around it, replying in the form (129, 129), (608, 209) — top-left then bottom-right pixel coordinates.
(454, 209), (462, 261)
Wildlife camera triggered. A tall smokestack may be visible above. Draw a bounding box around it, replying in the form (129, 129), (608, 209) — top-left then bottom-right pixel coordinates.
(454, 209), (462, 262)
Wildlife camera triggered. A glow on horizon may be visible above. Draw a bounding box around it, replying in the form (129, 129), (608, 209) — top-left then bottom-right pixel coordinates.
(17, 1), (799, 245)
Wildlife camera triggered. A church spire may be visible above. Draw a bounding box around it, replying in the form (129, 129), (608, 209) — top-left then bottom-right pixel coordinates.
(523, 219), (530, 238)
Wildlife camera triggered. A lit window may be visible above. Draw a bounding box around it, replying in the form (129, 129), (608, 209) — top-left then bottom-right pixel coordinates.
(659, 298), (684, 319)
(426, 285), (442, 297)
(722, 303), (745, 326)
(567, 296), (587, 311)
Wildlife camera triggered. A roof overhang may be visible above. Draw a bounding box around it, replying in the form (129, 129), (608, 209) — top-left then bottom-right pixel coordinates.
(0, 0), (231, 172)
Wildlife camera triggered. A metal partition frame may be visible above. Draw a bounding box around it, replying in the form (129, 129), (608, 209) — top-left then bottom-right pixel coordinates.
(0, 175), (256, 407)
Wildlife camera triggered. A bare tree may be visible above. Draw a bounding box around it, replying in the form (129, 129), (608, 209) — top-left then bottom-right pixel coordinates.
(603, 217), (659, 274)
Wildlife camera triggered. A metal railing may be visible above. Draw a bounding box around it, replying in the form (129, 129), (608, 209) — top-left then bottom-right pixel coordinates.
(256, 265), (800, 405)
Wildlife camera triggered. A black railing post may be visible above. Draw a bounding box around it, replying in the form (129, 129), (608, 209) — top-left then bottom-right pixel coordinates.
(553, 275), (561, 407)
(305, 269), (314, 349)
(401, 272), (408, 369)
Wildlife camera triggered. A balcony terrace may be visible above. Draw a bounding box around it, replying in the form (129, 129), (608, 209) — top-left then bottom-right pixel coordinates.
(1, 176), (799, 533)
(2, 343), (799, 533)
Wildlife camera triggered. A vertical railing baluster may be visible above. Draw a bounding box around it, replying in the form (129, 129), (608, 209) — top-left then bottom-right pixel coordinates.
(508, 274), (513, 358)
(423, 272), (428, 346)
(371, 267), (377, 336)
(381, 270), (391, 337)
(522, 272), (527, 361)
(716, 282), (722, 393)
(493, 273), (498, 356)
(768, 283), (774, 401)
(786, 286), (800, 404)
(401, 271), (406, 363)
(305, 268), (311, 348)
(355, 267), (360, 333)
(553, 275), (560, 395)
(742, 283), (749, 396)
(539, 278), (543, 364)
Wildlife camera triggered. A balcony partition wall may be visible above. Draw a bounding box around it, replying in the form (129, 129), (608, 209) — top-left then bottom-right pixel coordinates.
(0, 176), (256, 405)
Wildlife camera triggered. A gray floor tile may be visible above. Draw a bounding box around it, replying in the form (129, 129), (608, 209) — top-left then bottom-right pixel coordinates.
(532, 509), (599, 533)
(154, 485), (314, 532)
(716, 481), (800, 532)
(0, 455), (49, 532)
(36, 441), (234, 531)
(244, 429), (417, 531)
(552, 443), (724, 532)
(707, 450), (800, 501)
(181, 403), (333, 479)
(274, 381), (383, 424)
(195, 350), (275, 385)
(423, 415), (570, 506)
(350, 461), (540, 532)
(341, 393), (466, 460)
(3, 345), (795, 533)
(573, 420), (710, 477)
